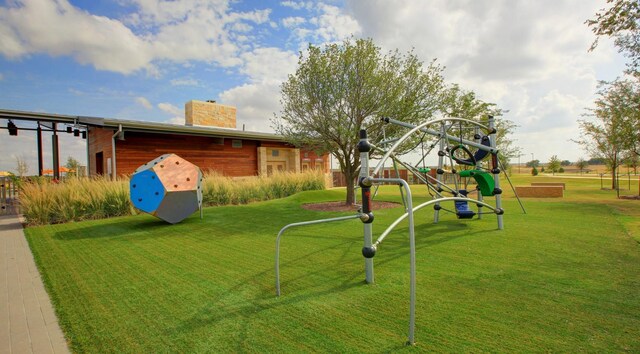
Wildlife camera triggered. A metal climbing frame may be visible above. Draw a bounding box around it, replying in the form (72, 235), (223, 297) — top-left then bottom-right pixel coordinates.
(379, 116), (504, 230)
(274, 116), (506, 346)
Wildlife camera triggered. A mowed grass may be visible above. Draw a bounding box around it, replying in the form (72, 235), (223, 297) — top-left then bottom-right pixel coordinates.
(25, 176), (640, 352)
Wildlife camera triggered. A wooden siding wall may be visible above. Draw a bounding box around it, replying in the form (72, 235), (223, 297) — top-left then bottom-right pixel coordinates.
(88, 127), (115, 176)
(88, 127), (330, 177)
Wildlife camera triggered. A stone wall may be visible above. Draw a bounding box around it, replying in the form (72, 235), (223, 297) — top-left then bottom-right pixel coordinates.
(185, 100), (236, 128)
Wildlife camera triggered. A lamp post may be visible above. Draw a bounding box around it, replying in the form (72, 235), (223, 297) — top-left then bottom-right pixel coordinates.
(531, 153), (534, 166)
(518, 154), (521, 174)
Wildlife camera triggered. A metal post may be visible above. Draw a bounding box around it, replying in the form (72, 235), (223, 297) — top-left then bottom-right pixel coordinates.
(37, 123), (44, 176)
(488, 116), (504, 230)
(434, 124), (446, 223)
(357, 129), (374, 284)
(474, 126), (483, 220)
(369, 177), (415, 345)
(52, 122), (60, 180)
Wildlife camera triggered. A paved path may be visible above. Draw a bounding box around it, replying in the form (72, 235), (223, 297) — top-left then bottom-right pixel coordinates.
(1, 215), (69, 354)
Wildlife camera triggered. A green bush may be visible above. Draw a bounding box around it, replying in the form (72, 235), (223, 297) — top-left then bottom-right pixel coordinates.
(531, 167), (539, 176)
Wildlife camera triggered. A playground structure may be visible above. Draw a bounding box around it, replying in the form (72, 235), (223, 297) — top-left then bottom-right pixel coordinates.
(129, 154), (203, 224)
(275, 115), (512, 345)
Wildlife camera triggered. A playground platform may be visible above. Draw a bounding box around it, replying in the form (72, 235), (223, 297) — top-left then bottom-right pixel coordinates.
(0, 214), (69, 353)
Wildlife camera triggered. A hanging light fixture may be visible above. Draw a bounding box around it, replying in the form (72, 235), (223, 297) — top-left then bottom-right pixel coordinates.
(7, 120), (18, 136)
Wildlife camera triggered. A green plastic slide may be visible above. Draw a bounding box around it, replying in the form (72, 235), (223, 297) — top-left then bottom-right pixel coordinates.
(458, 170), (495, 196)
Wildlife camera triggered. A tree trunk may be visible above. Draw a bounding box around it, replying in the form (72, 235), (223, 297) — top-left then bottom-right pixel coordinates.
(611, 152), (618, 190)
(344, 168), (357, 205)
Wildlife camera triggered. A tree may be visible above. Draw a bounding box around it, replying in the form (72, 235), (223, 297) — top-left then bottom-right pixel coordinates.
(526, 159), (540, 168)
(531, 167), (539, 176)
(547, 155), (561, 175)
(14, 155), (28, 177)
(576, 81), (630, 189)
(561, 160), (572, 166)
(65, 156), (80, 177)
(622, 151), (639, 173)
(587, 0), (640, 78)
(576, 158), (589, 174)
(588, 157), (606, 165)
(274, 37), (447, 205)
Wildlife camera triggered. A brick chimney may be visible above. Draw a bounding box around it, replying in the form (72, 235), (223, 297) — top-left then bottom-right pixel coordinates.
(185, 100), (237, 128)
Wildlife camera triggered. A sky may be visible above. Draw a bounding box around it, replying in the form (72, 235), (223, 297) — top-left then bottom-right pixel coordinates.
(0, 0), (628, 173)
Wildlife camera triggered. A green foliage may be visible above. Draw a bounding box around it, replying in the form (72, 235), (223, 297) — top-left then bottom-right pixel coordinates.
(576, 158), (589, 174)
(23, 180), (640, 352)
(548, 155), (561, 175)
(526, 159), (540, 168)
(274, 37), (446, 204)
(560, 160), (571, 166)
(587, 0), (640, 77)
(19, 171), (325, 225)
(531, 167), (539, 176)
(65, 156), (81, 177)
(558, 167), (565, 173)
(576, 80), (639, 188)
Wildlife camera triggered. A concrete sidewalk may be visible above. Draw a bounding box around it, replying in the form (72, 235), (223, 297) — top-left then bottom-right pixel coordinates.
(1, 215), (69, 354)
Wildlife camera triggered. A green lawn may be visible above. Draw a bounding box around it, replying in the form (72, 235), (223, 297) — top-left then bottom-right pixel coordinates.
(25, 176), (640, 352)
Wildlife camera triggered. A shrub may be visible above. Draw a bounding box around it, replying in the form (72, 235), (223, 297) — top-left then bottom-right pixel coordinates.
(20, 176), (132, 226)
(531, 167), (539, 176)
(20, 170), (326, 225)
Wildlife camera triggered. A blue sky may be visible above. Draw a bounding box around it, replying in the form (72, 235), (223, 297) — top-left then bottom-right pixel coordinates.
(0, 0), (628, 173)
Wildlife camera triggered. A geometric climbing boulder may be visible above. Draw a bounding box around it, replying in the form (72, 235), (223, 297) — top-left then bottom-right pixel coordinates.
(130, 153), (203, 224)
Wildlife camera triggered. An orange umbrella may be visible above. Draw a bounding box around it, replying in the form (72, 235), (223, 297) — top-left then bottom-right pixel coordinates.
(42, 167), (72, 175)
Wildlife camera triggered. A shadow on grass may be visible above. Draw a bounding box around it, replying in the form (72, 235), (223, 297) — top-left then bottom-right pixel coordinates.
(52, 216), (202, 241)
(164, 218), (491, 352)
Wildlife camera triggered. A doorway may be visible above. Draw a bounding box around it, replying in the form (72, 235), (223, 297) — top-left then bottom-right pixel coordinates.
(95, 152), (104, 175)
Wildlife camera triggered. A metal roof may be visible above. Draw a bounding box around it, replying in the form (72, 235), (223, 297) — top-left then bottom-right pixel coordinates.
(0, 108), (285, 141)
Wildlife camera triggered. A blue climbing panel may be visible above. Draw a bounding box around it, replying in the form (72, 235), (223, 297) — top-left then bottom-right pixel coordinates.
(130, 170), (166, 213)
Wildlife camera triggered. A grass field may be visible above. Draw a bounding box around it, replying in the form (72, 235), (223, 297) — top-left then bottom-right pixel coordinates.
(25, 175), (640, 352)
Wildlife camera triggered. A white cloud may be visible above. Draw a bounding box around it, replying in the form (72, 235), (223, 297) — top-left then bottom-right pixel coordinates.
(217, 47), (298, 131)
(136, 96), (153, 109)
(287, 3), (361, 45)
(282, 16), (305, 28)
(343, 0), (623, 161)
(158, 102), (182, 116)
(280, 1), (313, 11)
(240, 47), (298, 84)
(170, 78), (199, 86)
(0, 0), (274, 74)
(158, 102), (184, 125)
(165, 116), (185, 125)
(219, 82), (280, 132)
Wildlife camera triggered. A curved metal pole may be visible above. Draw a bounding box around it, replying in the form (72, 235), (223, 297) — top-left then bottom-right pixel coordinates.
(377, 117), (497, 178)
(368, 177), (416, 345)
(373, 197), (500, 248)
(275, 214), (362, 296)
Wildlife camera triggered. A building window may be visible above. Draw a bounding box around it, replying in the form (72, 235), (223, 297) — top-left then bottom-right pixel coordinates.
(272, 149), (279, 157)
(232, 139), (242, 148)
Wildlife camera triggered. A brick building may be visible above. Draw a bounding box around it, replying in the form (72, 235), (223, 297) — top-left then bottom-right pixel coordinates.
(0, 101), (330, 179)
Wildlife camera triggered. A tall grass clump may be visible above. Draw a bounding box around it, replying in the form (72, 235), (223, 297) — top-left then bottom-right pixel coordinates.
(202, 170), (325, 206)
(20, 176), (132, 225)
(20, 170), (325, 225)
